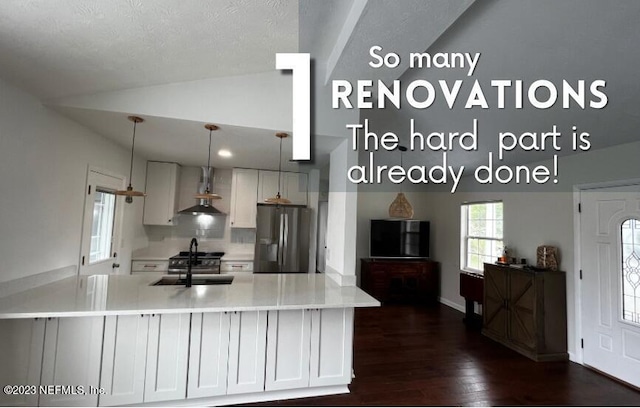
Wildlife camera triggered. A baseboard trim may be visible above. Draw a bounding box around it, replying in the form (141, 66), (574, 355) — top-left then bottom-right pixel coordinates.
(439, 297), (465, 313)
(127, 385), (350, 407)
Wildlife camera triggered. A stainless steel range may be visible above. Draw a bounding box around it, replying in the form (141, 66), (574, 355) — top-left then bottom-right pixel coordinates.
(167, 251), (225, 274)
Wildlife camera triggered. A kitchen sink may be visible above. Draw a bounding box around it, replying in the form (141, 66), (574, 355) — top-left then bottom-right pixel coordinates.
(151, 276), (234, 286)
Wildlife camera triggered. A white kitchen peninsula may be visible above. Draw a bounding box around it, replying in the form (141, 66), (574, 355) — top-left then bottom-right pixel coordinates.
(0, 274), (379, 407)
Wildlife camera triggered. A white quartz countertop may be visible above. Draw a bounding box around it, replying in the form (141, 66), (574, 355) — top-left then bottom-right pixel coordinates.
(0, 274), (380, 319)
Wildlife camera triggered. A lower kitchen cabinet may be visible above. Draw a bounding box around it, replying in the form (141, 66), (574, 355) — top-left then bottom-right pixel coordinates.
(265, 309), (312, 391)
(40, 317), (104, 407)
(227, 311), (268, 395)
(99, 313), (190, 406)
(309, 308), (354, 387)
(0, 318), (45, 407)
(264, 308), (355, 391)
(187, 312), (231, 399)
(144, 313), (191, 402)
(99, 315), (149, 406)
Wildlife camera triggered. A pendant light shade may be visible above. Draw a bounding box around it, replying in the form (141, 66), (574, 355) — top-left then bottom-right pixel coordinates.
(264, 132), (292, 205)
(115, 116), (146, 203)
(388, 145), (414, 219)
(194, 124), (222, 201)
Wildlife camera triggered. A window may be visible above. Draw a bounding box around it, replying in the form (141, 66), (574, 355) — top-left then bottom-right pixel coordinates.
(621, 219), (640, 324)
(89, 189), (116, 263)
(461, 201), (503, 272)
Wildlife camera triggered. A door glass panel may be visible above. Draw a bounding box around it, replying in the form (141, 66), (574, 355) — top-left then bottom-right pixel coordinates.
(621, 219), (640, 324)
(90, 189), (116, 263)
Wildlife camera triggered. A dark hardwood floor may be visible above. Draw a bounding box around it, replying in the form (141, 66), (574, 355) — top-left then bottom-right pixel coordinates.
(252, 304), (640, 406)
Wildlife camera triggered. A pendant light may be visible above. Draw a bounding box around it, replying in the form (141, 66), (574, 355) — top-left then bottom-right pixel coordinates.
(388, 145), (414, 218)
(264, 132), (291, 205)
(194, 124), (222, 201)
(115, 116), (146, 203)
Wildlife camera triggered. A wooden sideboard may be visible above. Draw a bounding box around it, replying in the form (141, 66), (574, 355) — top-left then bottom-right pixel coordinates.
(360, 258), (439, 304)
(482, 263), (568, 361)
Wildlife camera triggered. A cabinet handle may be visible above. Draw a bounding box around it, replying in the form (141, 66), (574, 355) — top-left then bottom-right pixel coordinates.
(144, 265), (157, 268)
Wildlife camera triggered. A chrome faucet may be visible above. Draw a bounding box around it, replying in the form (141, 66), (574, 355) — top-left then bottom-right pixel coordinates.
(187, 238), (198, 288)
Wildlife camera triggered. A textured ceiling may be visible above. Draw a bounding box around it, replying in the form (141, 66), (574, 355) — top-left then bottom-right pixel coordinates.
(0, 0), (298, 99)
(52, 106), (342, 171)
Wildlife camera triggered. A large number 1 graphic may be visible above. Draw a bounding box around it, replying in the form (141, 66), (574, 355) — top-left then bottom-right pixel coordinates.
(276, 53), (310, 161)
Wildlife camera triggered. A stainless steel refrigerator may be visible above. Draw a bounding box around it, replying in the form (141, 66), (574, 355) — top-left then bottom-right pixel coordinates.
(254, 204), (310, 273)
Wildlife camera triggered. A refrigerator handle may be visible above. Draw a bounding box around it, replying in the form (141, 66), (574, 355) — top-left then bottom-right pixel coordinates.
(283, 213), (289, 266)
(278, 212), (285, 266)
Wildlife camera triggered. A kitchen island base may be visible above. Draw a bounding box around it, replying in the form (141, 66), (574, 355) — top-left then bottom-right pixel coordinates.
(0, 274), (378, 407)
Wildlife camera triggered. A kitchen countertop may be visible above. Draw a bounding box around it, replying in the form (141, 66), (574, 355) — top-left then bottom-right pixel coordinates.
(0, 273), (380, 319)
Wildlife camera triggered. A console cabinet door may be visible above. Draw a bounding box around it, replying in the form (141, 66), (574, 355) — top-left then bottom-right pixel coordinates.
(0, 318), (45, 407)
(99, 315), (149, 406)
(40, 317), (104, 406)
(265, 309), (311, 391)
(309, 308), (354, 387)
(508, 270), (538, 351)
(144, 313), (190, 403)
(187, 312), (231, 398)
(227, 311), (267, 394)
(483, 267), (509, 340)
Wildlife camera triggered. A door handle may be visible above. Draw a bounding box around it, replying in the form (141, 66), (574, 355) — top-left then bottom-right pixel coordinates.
(112, 263), (120, 268)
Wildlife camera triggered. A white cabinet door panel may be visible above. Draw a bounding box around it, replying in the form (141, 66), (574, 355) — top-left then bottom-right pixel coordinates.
(309, 308), (354, 387)
(144, 313), (190, 402)
(187, 312), (231, 398)
(283, 172), (308, 206)
(227, 311), (267, 394)
(230, 169), (259, 228)
(265, 309), (311, 391)
(40, 317), (104, 406)
(258, 170), (280, 203)
(0, 318), (45, 407)
(99, 315), (149, 406)
(143, 162), (180, 226)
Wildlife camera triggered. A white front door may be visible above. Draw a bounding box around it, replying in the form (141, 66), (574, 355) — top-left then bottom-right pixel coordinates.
(580, 184), (640, 388)
(79, 168), (125, 275)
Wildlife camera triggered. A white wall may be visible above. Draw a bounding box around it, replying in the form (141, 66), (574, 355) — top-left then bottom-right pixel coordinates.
(0, 78), (147, 283)
(354, 139), (640, 360)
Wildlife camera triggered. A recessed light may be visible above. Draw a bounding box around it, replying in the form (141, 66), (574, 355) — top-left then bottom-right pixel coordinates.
(218, 149), (232, 158)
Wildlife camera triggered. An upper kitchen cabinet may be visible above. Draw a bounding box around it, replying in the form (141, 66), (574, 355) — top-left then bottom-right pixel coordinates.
(230, 168), (259, 228)
(143, 162), (181, 226)
(258, 171), (308, 206)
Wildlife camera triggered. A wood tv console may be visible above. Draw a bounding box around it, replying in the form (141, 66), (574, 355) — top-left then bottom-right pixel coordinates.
(360, 258), (439, 304)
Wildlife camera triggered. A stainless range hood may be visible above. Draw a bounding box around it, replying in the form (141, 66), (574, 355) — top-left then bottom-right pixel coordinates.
(178, 167), (225, 215)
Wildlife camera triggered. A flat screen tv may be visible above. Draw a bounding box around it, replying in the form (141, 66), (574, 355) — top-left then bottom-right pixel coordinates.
(370, 219), (430, 258)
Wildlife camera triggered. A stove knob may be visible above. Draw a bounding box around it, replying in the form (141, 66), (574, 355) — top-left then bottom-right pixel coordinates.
(178, 260), (185, 266)
(204, 260), (211, 266)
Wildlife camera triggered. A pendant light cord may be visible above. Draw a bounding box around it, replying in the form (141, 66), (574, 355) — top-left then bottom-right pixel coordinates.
(206, 129), (212, 192)
(128, 120), (137, 187)
(277, 136), (283, 196)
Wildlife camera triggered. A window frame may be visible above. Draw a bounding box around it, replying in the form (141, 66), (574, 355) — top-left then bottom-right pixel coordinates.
(460, 200), (504, 274)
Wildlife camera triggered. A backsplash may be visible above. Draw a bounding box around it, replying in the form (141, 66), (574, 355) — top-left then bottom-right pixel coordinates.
(141, 166), (255, 255)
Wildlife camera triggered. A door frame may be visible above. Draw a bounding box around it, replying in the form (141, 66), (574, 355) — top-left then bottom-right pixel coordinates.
(573, 177), (640, 365)
(78, 165), (126, 275)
